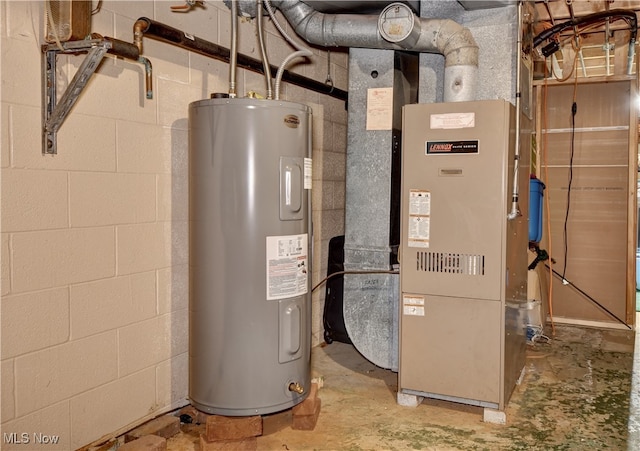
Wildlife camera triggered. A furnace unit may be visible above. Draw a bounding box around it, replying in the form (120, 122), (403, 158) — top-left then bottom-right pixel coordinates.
(399, 99), (528, 411)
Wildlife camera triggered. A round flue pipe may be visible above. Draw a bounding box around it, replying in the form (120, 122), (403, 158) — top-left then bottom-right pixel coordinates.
(269, 0), (478, 102)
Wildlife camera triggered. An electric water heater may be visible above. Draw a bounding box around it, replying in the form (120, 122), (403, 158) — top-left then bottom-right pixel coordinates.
(189, 97), (312, 416)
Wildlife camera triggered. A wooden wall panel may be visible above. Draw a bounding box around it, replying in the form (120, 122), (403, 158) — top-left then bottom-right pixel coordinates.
(537, 79), (634, 327)
(544, 130), (628, 166)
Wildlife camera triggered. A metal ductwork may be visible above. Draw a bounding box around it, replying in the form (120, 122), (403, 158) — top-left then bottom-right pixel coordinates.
(270, 0), (478, 102)
(263, 0), (519, 372)
(301, 1), (420, 14)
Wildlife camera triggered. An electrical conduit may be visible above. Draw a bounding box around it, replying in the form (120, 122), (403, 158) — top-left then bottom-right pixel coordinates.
(263, 0), (313, 100)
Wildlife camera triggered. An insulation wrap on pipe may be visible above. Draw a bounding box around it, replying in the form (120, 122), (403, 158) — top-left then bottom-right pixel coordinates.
(101, 36), (140, 60)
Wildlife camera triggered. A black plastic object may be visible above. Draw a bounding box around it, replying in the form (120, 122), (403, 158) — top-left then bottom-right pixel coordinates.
(179, 413), (193, 424)
(541, 40), (560, 57)
(323, 235), (352, 344)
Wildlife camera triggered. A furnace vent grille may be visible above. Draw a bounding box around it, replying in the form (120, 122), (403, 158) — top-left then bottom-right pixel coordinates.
(416, 251), (485, 275)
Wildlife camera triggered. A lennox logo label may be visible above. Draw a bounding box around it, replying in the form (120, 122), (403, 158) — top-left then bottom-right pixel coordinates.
(429, 143), (453, 152)
(426, 140), (479, 155)
(283, 115), (300, 128)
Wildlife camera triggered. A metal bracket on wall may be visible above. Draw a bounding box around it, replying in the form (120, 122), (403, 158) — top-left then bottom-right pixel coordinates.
(42, 39), (111, 155)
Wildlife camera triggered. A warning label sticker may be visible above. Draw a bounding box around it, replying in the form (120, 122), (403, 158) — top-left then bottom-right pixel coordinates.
(366, 87), (393, 130)
(266, 234), (308, 300)
(403, 295), (425, 316)
(430, 112), (475, 129)
(304, 158), (312, 190)
(408, 190), (430, 248)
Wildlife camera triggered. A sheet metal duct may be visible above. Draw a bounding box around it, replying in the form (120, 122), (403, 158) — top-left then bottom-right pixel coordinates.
(347, 1), (522, 370)
(236, 1), (512, 16)
(457, 0), (516, 10)
(266, 0), (522, 371)
(301, 1), (419, 14)
(271, 0), (479, 102)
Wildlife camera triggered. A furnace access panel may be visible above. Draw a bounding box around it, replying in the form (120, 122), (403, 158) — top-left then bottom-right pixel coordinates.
(399, 99), (527, 410)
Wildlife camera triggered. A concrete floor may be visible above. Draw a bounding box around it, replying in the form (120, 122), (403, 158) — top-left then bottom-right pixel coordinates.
(163, 321), (638, 451)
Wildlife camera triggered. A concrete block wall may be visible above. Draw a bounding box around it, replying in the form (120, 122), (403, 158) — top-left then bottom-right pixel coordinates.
(0, 1), (347, 448)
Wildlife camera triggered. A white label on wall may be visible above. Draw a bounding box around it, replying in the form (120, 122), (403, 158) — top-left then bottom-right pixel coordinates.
(403, 295), (425, 316)
(408, 190), (430, 248)
(266, 234), (308, 300)
(430, 112), (475, 129)
(304, 158), (312, 189)
(366, 87), (393, 130)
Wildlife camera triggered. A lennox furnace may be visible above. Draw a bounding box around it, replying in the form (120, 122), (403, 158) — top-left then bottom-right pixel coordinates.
(398, 99), (529, 411)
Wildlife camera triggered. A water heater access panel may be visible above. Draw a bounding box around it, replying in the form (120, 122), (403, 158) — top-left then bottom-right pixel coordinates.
(399, 99), (527, 410)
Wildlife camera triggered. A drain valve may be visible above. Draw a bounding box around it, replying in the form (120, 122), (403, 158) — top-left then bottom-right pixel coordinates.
(288, 382), (304, 394)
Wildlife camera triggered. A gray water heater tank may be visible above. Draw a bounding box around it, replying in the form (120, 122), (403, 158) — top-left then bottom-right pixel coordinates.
(189, 97), (312, 416)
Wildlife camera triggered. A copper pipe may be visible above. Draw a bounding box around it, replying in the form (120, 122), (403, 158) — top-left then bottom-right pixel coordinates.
(133, 18), (147, 54)
(131, 17), (346, 101)
(90, 33), (153, 99)
(138, 56), (153, 99)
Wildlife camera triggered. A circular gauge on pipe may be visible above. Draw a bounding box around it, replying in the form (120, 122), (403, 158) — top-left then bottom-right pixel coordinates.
(378, 2), (420, 48)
